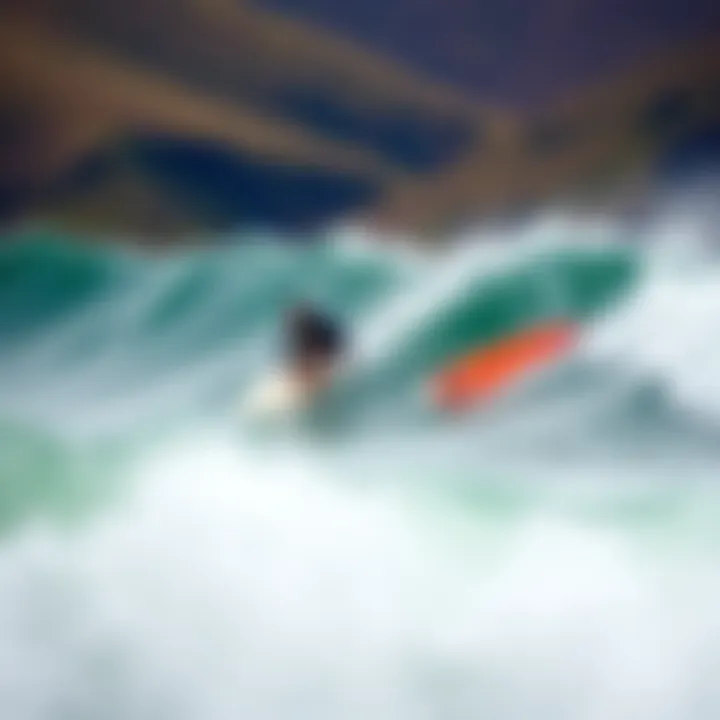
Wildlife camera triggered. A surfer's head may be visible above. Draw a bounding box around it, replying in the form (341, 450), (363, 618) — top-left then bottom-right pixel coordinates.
(285, 301), (345, 365)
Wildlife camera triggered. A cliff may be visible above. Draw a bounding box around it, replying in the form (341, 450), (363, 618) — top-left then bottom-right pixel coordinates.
(0, 0), (719, 239)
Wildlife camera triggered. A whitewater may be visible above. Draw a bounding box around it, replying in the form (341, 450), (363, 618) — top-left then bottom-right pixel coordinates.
(1, 191), (720, 720)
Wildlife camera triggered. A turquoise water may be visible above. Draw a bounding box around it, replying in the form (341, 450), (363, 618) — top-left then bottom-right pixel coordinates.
(2, 203), (720, 719)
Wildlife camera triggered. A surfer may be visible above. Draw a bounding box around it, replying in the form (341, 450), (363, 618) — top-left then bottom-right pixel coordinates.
(285, 302), (347, 396)
(241, 301), (347, 419)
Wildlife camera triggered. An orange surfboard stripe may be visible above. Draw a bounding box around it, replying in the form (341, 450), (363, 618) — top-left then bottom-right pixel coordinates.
(430, 321), (578, 411)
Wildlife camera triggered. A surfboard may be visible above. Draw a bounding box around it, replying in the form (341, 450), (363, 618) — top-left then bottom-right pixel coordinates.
(428, 321), (579, 412)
